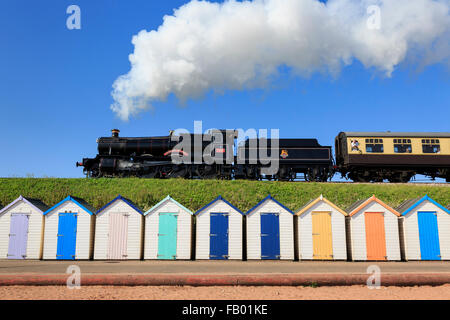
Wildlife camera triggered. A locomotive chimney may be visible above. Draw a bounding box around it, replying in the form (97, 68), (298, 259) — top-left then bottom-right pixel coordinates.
(111, 129), (120, 138)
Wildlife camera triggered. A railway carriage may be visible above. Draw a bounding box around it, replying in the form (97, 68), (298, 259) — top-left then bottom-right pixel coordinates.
(335, 132), (450, 182)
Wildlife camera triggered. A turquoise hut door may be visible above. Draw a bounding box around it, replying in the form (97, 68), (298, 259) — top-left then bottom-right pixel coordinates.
(157, 213), (178, 259)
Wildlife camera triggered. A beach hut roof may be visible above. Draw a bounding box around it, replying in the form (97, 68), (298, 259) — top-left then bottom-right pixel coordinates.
(246, 195), (294, 216)
(296, 194), (347, 216)
(96, 195), (142, 215)
(396, 195), (450, 216)
(346, 195), (400, 217)
(144, 195), (193, 216)
(44, 195), (95, 216)
(195, 195), (243, 216)
(0, 195), (49, 215)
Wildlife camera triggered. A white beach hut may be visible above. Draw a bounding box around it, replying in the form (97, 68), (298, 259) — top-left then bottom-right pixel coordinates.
(43, 196), (95, 260)
(144, 195), (194, 260)
(94, 195), (144, 260)
(296, 195), (347, 260)
(346, 195), (401, 261)
(246, 195), (295, 260)
(195, 196), (244, 260)
(397, 195), (450, 261)
(0, 195), (49, 259)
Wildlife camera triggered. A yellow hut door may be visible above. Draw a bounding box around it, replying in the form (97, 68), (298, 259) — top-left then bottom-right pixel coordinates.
(312, 212), (333, 260)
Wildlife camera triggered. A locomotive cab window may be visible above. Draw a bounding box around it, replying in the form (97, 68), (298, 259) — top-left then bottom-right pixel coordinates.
(394, 139), (412, 153)
(365, 138), (384, 153)
(422, 139), (441, 154)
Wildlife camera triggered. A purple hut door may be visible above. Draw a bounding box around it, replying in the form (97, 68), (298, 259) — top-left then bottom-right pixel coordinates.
(8, 214), (29, 259)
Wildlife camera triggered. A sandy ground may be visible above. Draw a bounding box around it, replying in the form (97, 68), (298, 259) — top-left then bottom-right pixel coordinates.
(0, 284), (449, 300)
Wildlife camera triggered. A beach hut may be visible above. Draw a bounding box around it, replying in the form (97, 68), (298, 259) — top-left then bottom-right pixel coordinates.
(195, 196), (244, 260)
(94, 195), (143, 260)
(43, 196), (95, 260)
(296, 195), (347, 260)
(246, 195), (295, 260)
(397, 195), (450, 260)
(144, 196), (194, 260)
(346, 195), (401, 261)
(0, 196), (49, 259)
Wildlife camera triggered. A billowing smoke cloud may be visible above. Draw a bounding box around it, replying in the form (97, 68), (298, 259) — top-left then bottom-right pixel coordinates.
(111, 0), (450, 120)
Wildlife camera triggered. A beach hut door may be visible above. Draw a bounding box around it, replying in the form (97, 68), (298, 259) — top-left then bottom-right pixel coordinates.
(260, 213), (280, 260)
(418, 212), (441, 260)
(209, 213), (228, 260)
(312, 212), (333, 260)
(364, 212), (386, 261)
(157, 213), (178, 259)
(7, 214), (29, 259)
(56, 213), (78, 260)
(108, 213), (128, 260)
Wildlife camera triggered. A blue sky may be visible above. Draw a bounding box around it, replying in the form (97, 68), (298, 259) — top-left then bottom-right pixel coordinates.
(0, 0), (449, 178)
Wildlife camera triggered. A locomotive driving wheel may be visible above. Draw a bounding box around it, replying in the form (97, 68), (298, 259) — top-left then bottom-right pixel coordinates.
(141, 167), (159, 178)
(196, 165), (218, 179)
(166, 165), (188, 179)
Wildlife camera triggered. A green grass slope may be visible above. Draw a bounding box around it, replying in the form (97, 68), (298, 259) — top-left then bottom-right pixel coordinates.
(0, 178), (448, 213)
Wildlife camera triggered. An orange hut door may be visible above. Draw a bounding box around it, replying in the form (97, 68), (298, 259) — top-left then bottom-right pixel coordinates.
(364, 212), (386, 261)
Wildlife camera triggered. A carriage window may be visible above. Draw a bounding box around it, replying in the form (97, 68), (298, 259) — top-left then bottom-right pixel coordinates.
(394, 139), (412, 153)
(366, 138), (384, 153)
(422, 140), (441, 154)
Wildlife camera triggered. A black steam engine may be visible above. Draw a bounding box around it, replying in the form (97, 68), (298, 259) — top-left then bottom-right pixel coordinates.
(77, 129), (334, 181)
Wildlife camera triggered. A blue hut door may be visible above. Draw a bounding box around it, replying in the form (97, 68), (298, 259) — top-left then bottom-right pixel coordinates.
(418, 211), (441, 260)
(210, 213), (228, 260)
(157, 213), (178, 260)
(7, 214), (29, 259)
(57, 213), (78, 260)
(260, 213), (280, 260)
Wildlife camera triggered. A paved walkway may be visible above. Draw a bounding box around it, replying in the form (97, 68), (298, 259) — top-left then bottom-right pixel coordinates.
(0, 260), (448, 274)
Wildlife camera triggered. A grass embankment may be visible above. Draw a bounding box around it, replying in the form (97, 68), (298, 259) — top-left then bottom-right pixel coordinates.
(0, 178), (448, 212)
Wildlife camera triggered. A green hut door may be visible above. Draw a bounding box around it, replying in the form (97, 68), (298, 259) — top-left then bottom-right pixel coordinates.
(157, 213), (178, 259)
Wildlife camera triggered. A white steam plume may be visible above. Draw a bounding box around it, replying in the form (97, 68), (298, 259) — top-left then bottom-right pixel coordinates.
(111, 0), (450, 120)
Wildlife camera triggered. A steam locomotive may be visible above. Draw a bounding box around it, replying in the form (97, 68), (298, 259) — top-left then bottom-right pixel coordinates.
(77, 130), (450, 182)
(77, 129), (334, 181)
